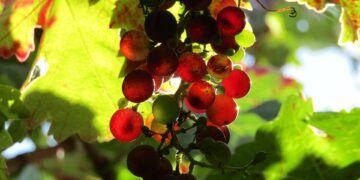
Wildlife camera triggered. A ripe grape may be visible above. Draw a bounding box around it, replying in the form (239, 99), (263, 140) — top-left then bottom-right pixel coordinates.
(120, 30), (150, 61)
(196, 126), (226, 143)
(217, 6), (246, 36)
(211, 35), (239, 55)
(127, 145), (160, 177)
(153, 95), (180, 124)
(159, 0), (176, 9)
(110, 108), (143, 142)
(137, 63), (163, 91)
(186, 80), (215, 109)
(122, 70), (154, 103)
(186, 15), (219, 44)
(176, 52), (207, 82)
(221, 69), (250, 98)
(207, 54), (233, 79)
(145, 10), (178, 42)
(182, 0), (212, 11)
(206, 94), (238, 126)
(207, 121), (230, 143)
(145, 157), (173, 180)
(184, 98), (205, 113)
(147, 45), (179, 76)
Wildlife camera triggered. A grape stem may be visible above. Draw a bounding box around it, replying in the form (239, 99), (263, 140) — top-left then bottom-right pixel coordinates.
(253, 0), (297, 18)
(170, 125), (252, 173)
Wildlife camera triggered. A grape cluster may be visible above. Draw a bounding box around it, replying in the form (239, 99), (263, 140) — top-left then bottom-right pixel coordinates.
(110, 1), (253, 179)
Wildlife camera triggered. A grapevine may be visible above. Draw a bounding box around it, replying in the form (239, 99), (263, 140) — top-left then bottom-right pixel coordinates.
(110, 0), (295, 179)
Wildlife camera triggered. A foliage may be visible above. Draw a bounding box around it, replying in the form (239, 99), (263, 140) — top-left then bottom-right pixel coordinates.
(0, 0), (359, 179)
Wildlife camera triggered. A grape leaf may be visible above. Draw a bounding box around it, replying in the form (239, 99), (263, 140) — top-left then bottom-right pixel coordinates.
(0, 84), (30, 119)
(21, 0), (123, 142)
(0, 129), (13, 151)
(287, 0), (360, 45)
(0, 156), (8, 180)
(109, 0), (145, 30)
(237, 65), (302, 111)
(0, 0), (55, 62)
(206, 94), (360, 179)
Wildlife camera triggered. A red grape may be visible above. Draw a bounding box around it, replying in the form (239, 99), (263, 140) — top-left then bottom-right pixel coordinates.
(186, 80), (215, 109)
(217, 6), (246, 36)
(120, 30), (150, 61)
(206, 121), (230, 143)
(110, 108), (143, 142)
(184, 98), (205, 113)
(122, 70), (154, 103)
(137, 63), (164, 91)
(127, 145), (160, 177)
(206, 94), (238, 126)
(221, 69), (250, 98)
(211, 35), (239, 55)
(182, 0), (212, 11)
(147, 45), (178, 76)
(207, 54), (233, 79)
(176, 52), (207, 82)
(145, 10), (178, 42)
(186, 15), (219, 44)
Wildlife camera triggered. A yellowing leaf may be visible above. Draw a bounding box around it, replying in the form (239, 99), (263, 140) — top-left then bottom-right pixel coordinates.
(338, 0), (360, 45)
(287, 0), (360, 45)
(109, 0), (145, 30)
(0, 0), (55, 62)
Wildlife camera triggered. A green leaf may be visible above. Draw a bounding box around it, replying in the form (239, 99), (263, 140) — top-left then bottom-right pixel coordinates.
(307, 108), (360, 163)
(199, 138), (231, 165)
(0, 85), (30, 119)
(235, 30), (256, 48)
(237, 66), (302, 111)
(21, 0), (123, 142)
(206, 94), (360, 179)
(0, 156), (8, 180)
(0, 129), (13, 151)
(8, 120), (27, 142)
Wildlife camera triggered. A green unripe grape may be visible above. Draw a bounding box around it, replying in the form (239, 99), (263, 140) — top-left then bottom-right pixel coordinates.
(152, 95), (180, 125)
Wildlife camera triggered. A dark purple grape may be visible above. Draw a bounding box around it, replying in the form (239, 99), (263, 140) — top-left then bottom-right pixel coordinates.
(186, 15), (219, 44)
(127, 145), (160, 177)
(160, 174), (197, 180)
(145, 10), (178, 42)
(211, 35), (239, 55)
(122, 70), (154, 103)
(145, 157), (173, 180)
(182, 0), (212, 11)
(147, 45), (178, 76)
(217, 6), (246, 36)
(196, 126), (226, 143)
